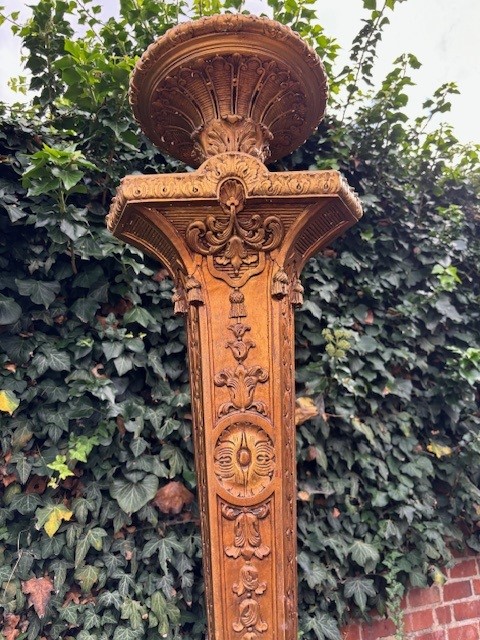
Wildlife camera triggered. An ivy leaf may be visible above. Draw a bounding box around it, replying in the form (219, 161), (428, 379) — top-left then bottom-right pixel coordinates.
(21, 576), (54, 618)
(114, 354), (134, 376)
(113, 627), (140, 640)
(98, 590), (122, 610)
(150, 591), (180, 637)
(74, 564), (100, 592)
(427, 442), (453, 458)
(123, 306), (155, 328)
(344, 577), (376, 611)
(304, 611), (341, 640)
(35, 503), (74, 537)
(16, 279), (60, 308)
(71, 297), (100, 322)
(0, 294), (22, 325)
(0, 389), (20, 415)
(75, 527), (108, 567)
(128, 437), (147, 459)
(349, 540), (380, 573)
(110, 474), (159, 514)
(11, 453), (32, 484)
(10, 493), (42, 515)
(159, 444), (187, 478)
(298, 552), (327, 589)
(32, 348), (71, 375)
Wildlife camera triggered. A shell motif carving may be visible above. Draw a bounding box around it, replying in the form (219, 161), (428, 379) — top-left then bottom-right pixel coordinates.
(214, 422), (275, 498)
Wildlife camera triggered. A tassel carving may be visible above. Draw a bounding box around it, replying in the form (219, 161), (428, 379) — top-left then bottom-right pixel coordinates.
(229, 289), (247, 318)
(172, 287), (188, 315)
(291, 277), (304, 308)
(272, 268), (289, 298)
(185, 275), (204, 305)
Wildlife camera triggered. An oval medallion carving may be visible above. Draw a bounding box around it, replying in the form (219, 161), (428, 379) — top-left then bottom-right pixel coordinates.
(214, 422), (275, 497)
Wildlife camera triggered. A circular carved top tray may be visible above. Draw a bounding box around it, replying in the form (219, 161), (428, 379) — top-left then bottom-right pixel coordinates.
(130, 14), (328, 167)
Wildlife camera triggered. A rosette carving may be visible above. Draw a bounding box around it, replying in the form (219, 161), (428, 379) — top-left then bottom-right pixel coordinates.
(214, 422), (275, 498)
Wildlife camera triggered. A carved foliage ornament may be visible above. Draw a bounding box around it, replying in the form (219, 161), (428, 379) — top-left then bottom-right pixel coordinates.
(214, 323), (268, 416)
(186, 179), (284, 284)
(193, 115), (273, 165)
(221, 502), (271, 560)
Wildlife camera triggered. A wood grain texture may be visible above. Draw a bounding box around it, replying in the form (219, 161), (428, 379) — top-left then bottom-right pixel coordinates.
(108, 14), (362, 639)
(108, 152), (361, 639)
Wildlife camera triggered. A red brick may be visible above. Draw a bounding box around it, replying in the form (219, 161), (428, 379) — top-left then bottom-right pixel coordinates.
(436, 605), (453, 625)
(449, 559), (478, 579)
(408, 586), (441, 608)
(472, 579), (480, 595)
(415, 631), (446, 640)
(405, 609), (434, 632)
(448, 624), (478, 640)
(451, 548), (476, 558)
(453, 600), (480, 621)
(342, 624), (361, 640)
(361, 617), (396, 640)
(444, 581), (473, 601)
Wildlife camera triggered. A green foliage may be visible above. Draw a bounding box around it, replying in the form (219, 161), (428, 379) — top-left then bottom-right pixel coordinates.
(0, 0), (479, 638)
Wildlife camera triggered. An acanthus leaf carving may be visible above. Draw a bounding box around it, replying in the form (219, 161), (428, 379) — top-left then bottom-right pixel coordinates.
(214, 323), (268, 417)
(186, 178), (284, 281)
(233, 596), (268, 639)
(233, 563), (266, 597)
(221, 502), (271, 560)
(193, 116), (273, 164)
(215, 365), (269, 416)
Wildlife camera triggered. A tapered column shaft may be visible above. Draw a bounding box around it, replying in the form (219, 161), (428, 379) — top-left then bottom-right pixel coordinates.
(107, 152), (362, 640)
(186, 265), (297, 640)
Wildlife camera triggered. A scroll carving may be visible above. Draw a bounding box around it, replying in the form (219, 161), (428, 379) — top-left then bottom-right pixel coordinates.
(214, 323), (268, 416)
(222, 502), (271, 639)
(233, 563), (266, 597)
(233, 584), (268, 640)
(186, 178), (284, 285)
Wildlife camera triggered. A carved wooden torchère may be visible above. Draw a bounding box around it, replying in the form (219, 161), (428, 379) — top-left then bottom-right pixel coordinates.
(107, 14), (362, 640)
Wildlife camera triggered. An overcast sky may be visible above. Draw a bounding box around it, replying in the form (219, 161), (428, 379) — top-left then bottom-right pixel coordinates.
(1, 0), (479, 145)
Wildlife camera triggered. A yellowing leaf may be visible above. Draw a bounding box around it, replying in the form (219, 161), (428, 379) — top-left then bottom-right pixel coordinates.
(0, 390), (19, 415)
(42, 504), (73, 537)
(295, 397), (318, 426)
(429, 566), (447, 585)
(297, 490), (311, 501)
(427, 442), (453, 458)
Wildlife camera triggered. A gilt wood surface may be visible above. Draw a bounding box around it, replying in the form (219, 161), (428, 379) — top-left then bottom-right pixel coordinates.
(108, 152), (361, 640)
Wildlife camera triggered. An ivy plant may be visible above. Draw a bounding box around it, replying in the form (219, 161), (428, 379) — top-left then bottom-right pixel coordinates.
(0, 1), (479, 639)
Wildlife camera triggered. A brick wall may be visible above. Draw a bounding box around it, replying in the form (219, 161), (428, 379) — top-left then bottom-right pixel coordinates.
(342, 554), (480, 640)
